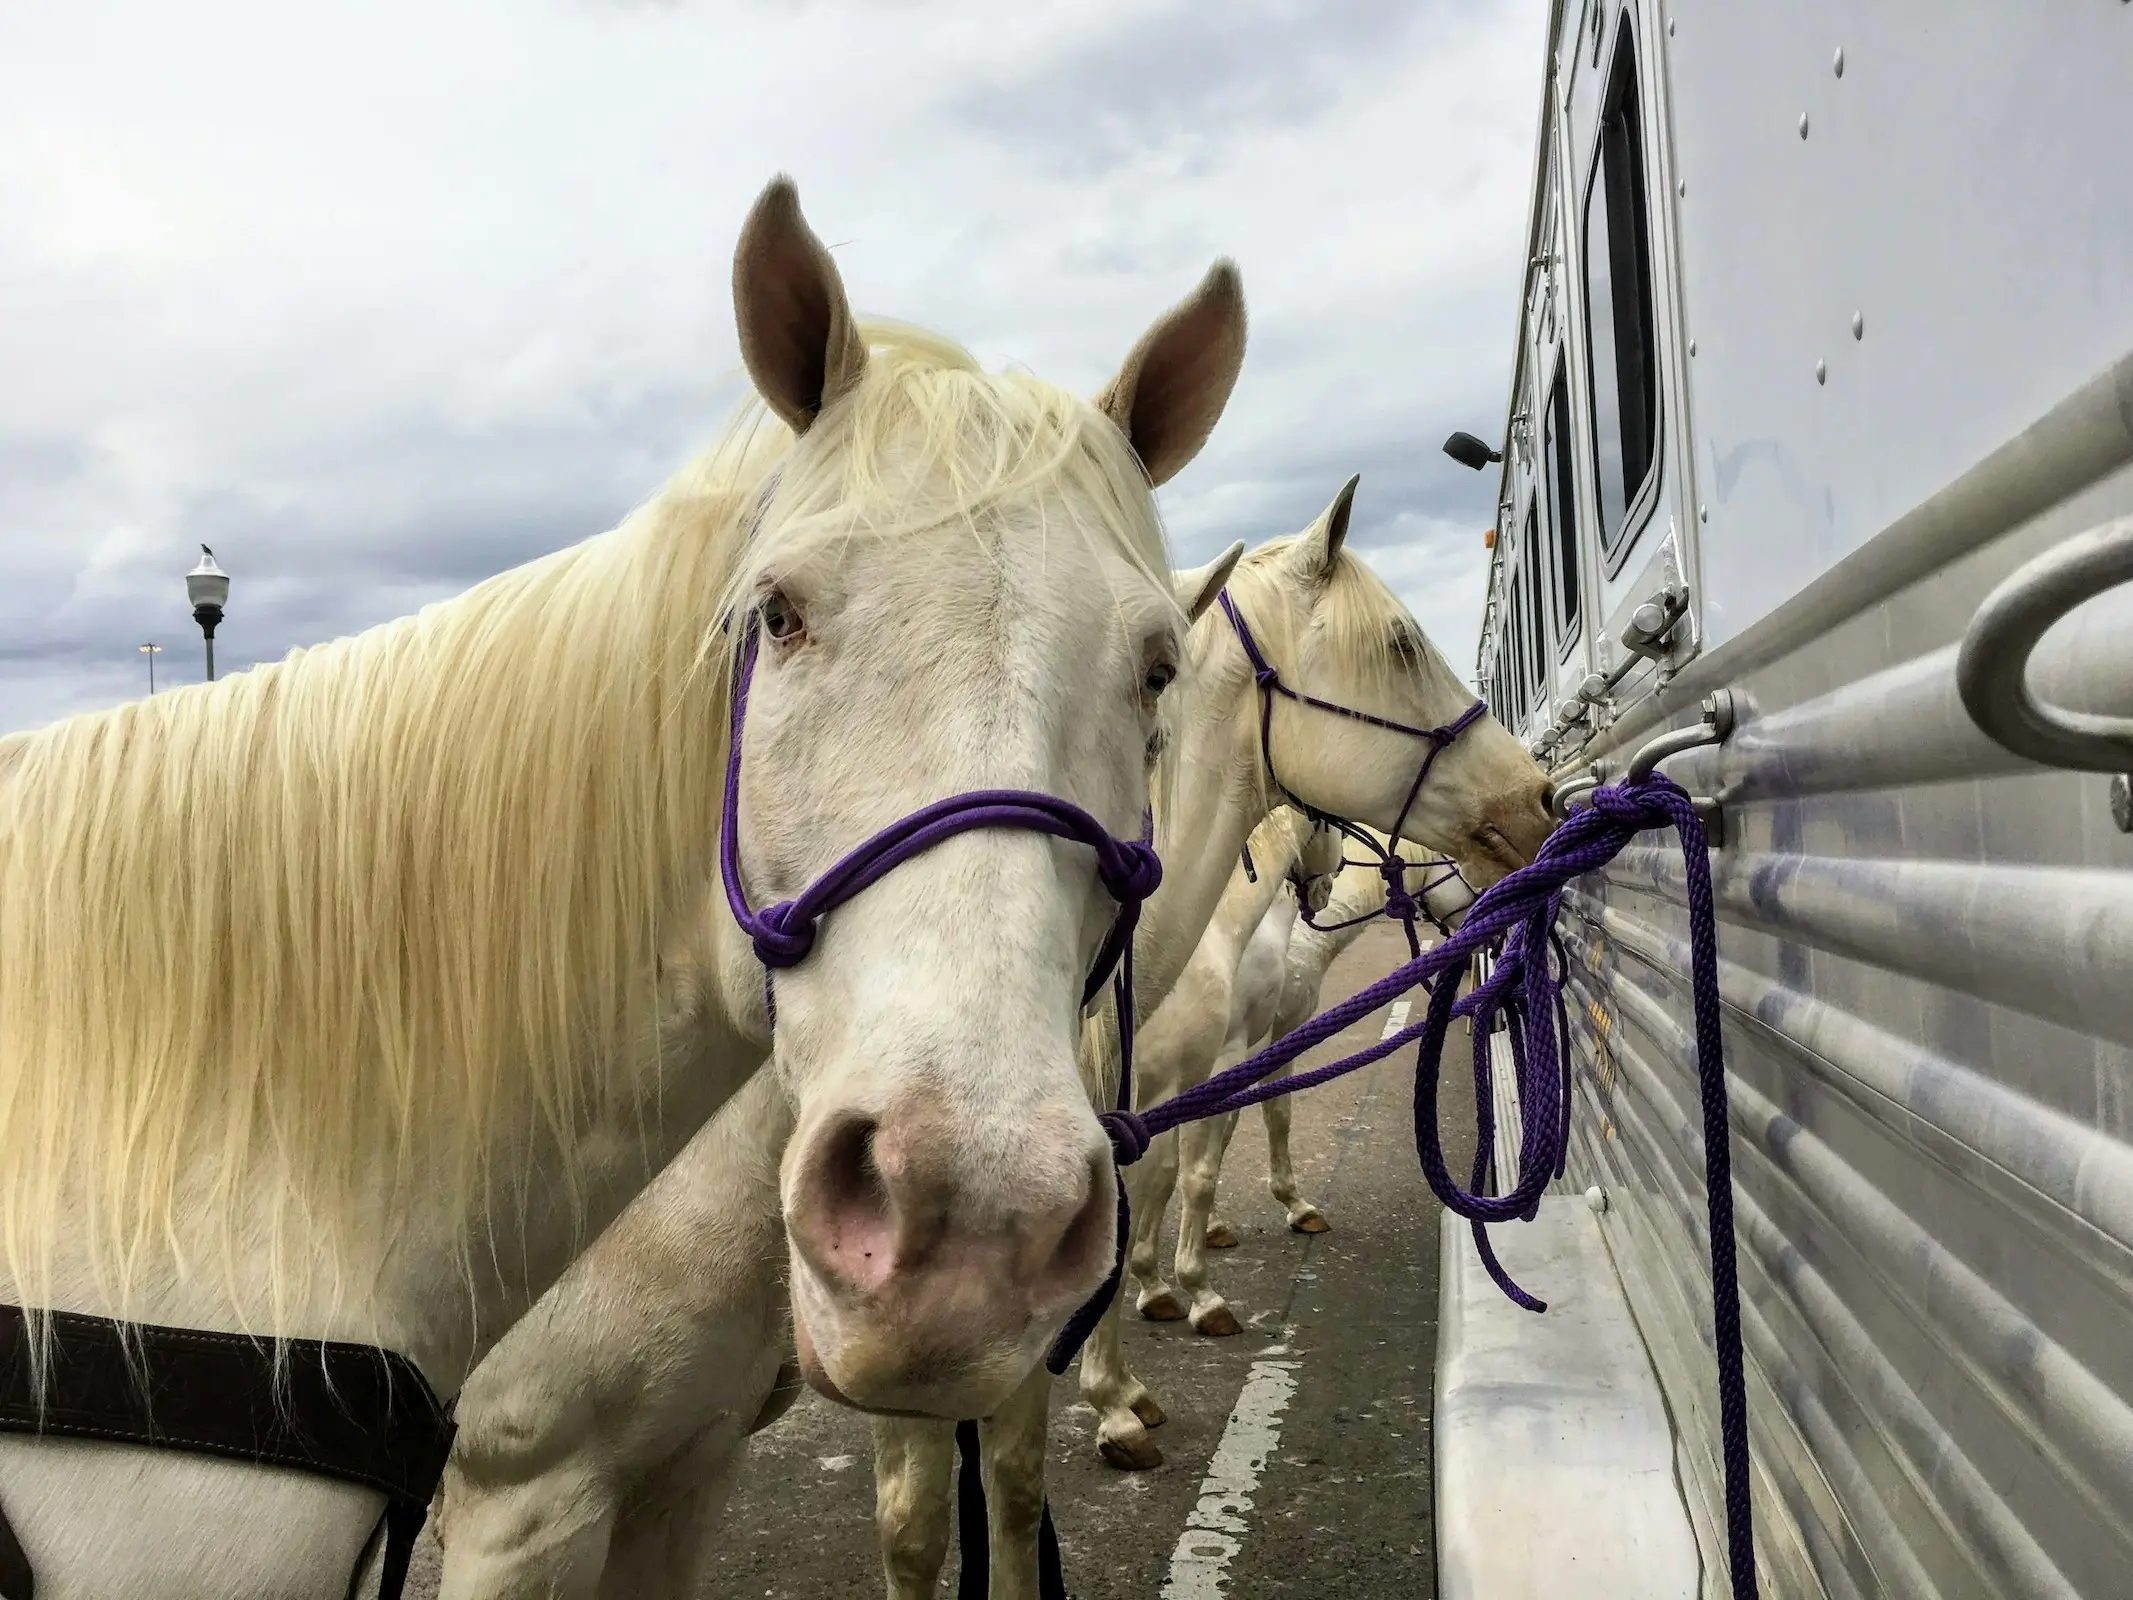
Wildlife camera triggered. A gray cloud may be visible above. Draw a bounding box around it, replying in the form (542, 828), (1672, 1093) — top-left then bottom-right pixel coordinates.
(0, 0), (1542, 729)
(949, 0), (1441, 177)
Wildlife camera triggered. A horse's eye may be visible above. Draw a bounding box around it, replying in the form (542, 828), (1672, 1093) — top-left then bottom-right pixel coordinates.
(761, 591), (804, 642)
(1143, 662), (1177, 697)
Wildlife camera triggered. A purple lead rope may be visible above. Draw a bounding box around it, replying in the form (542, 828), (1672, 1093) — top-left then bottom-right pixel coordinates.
(1052, 773), (1758, 1597)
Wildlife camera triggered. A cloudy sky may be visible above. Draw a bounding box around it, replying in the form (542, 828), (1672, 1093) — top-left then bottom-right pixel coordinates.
(0, 0), (1546, 733)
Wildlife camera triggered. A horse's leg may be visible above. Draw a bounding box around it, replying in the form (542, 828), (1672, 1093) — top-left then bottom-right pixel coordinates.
(979, 1368), (1055, 1600)
(1076, 1291), (1167, 1470)
(1174, 1109), (1246, 1335)
(1263, 1069), (1330, 1233)
(875, 1416), (957, 1600)
(434, 1391), (617, 1600)
(1203, 1111), (1242, 1248)
(596, 1412), (752, 1600)
(1128, 1126), (1189, 1322)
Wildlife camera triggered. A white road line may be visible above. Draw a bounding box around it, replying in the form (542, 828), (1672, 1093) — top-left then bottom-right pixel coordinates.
(1379, 998), (1412, 1041)
(1159, 1357), (1301, 1598)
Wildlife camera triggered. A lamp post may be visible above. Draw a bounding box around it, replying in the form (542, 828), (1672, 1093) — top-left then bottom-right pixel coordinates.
(138, 642), (162, 694)
(186, 545), (229, 682)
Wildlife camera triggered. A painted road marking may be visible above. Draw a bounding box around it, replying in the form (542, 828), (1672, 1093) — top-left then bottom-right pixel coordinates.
(1159, 1356), (1301, 1598)
(1379, 999), (1412, 1041)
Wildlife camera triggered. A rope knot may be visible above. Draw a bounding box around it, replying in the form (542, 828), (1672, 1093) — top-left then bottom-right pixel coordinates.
(1099, 841), (1163, 905)
(750, 901), (817, 968)
(1590, 772), (1685, 833)
(1254, 665), (1281, 690)
(1099, 1109), (1152, 1165)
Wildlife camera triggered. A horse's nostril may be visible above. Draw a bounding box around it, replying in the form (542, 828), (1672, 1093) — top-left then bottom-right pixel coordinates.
(819, 1116), (887, 1221)
(1037, 1147), (1115, 1297)
(790, 1113), (898, 1290)
(1540, 780), (1556, 813)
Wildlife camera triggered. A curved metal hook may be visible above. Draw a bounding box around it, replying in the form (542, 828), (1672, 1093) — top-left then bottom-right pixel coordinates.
(1548, 773), (1602, 820)
(1956, 516), (2133, 773)
(1625, 691), (1736, 783)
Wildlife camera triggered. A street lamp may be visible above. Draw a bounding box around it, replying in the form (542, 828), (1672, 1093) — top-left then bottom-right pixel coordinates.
(138, 642), (162, 694)
(186, 545), (229, 682)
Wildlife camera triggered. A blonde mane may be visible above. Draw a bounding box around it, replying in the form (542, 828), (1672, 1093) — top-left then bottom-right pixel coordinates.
(0, 320), (1172, 1329)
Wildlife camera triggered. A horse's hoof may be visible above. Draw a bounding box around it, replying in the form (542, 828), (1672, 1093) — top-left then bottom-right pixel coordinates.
(1138, 1289), (1188, 1322)
(1289, 1210), (1332, 1235)
(1192, 1303), (1244, 1337)
(1100, 1432), (1164, 1471)
(1130, 1393), (1168, 1429)
(1204, 1222), (1241, 1249)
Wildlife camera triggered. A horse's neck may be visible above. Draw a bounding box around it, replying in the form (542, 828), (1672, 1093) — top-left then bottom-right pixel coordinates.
(1288, 869), (1379, 985)
(1138, 652), (1282, 1012)
(98, 897), (766, 1395)
(1244, 895), (1301, 998)
(1193, 818), (1311, 982)
(426, 910), (766, 1385)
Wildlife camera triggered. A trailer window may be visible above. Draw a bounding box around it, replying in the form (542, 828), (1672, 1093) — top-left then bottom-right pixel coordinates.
(1583, 19), (1659, 558)
(1509, 578), (1529, 723)
(1545, 363), (1580, 643)
(1504, 585), (1521, 723)
(1522, 508), (1545, 704)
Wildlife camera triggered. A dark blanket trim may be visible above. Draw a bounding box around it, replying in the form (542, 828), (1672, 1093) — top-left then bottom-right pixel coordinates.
(0, 1303), (457, 1598)
(0, 1303), (454, 1505)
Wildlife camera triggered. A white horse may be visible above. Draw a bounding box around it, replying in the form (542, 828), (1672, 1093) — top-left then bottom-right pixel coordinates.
(875, 482), (1559, 1596)
(0, 173), (1249, 1598)
(1159, 840), (1479, 1339)
(437, 484), (1555, 1600)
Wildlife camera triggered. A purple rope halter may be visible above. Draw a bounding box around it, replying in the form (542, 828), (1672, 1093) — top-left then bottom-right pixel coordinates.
(1299, 850), (1471, 949)
(1048, 773), (1758, 1595)
(1217, 588), (1487, 847)
(1216, 587), (1485, 958)
(717, 606), (1161, 1122)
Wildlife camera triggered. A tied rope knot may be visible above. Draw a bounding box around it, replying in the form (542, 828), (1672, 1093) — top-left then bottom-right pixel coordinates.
(1589, 780), (1675, 833)
(748, 900), (817, 967)
(1253, 664), (1281, 690)
(1380, 860), (1420, 926)
(1098, 1108), (1151, 1164)
(1096, 840), (1163, 904)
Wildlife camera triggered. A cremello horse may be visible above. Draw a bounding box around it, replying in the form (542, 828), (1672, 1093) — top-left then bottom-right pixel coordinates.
(1157, 839), (1479, 1339)
(0, 174), (1250, 1598)
(875, 485), (1559, 1596)
(430, 484), (1554, 1599)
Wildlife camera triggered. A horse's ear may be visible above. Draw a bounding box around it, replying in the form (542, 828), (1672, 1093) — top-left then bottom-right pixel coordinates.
(1096, 261), (1247, 488)
(732, 176), (868, 435)
(1289, 474), (1360, 581)
(1172, 539), (1246, 623)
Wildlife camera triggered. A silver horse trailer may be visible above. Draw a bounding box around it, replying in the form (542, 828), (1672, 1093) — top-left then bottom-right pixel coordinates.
(1451, 3), (2133, 1596)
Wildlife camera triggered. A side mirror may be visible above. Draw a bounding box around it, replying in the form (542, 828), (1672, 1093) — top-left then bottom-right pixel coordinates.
(1443, 431), (1504, 471)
